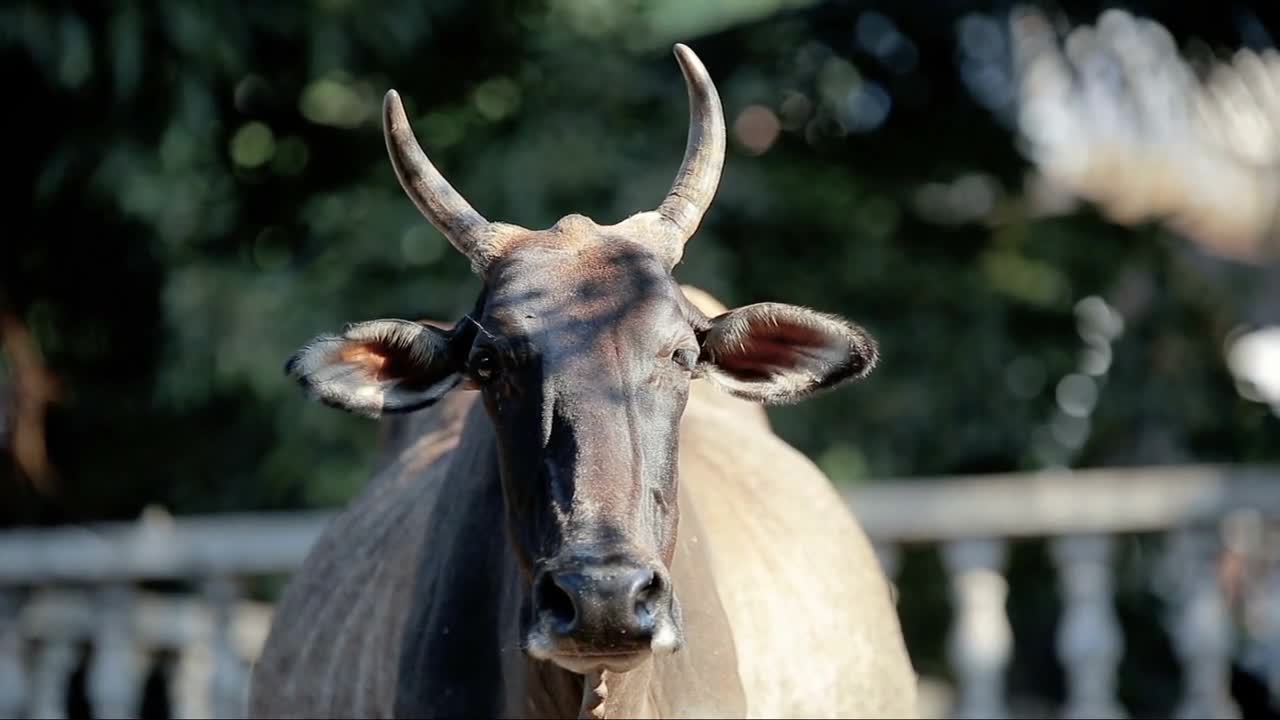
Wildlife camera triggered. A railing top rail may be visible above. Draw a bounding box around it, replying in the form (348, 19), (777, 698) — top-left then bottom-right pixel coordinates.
(846, 463), (1280, 542)
(1, 464), (1277, 584)
(0, 510), (335, 585)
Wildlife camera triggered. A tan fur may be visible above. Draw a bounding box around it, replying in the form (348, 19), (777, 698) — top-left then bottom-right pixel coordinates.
(679, 392), (916, 717)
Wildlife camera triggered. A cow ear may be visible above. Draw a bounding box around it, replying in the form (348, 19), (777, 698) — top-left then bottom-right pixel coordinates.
(285, 319), (465, 418)
(697, 303), (878, 405)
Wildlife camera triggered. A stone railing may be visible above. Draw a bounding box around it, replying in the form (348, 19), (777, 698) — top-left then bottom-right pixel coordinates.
(852, 464), (1280, 720)
(0, 508), (330, 719)
(1, 464), (1277, 718)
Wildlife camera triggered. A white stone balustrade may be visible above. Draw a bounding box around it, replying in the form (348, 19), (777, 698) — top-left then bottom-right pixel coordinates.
(944, 538), (1012, 720)
(30, 635), (76, 720)
(1161, 527), (1242, 719)
(89, 583), (140, 719)
(1051, 534), (1125, 719)
(848, 464), (1280, 718)
(1248, 527), (1280, 699)
(0, 464), (1276, 718)
(0, 590), (27, 718)
(205, 577), (249, 720)
(10, 587), (270, 719)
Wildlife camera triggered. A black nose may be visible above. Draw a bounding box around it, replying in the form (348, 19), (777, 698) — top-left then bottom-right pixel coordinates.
(533, 563), (667, 649)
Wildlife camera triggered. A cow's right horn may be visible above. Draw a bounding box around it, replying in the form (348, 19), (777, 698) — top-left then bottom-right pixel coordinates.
(651, 44), (727, 269)
(383, 89), (502, 273)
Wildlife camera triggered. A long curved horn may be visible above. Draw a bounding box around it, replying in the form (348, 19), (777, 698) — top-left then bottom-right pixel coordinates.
(653, 44), (727, 266)
(383, 90), (500, 272)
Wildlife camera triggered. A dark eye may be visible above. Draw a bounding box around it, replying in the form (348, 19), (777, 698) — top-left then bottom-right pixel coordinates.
(671, 347), (698, 371)
(471, 349), (498, 382)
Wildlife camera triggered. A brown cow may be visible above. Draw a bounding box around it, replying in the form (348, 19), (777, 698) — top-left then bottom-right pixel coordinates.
(250, 44), (917, 719)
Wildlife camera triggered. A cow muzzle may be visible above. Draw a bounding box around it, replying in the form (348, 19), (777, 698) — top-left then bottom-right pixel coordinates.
(524, 557), (682, 672)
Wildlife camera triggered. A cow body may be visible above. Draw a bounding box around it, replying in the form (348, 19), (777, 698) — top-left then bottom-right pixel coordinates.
(250, 289), (917, 719)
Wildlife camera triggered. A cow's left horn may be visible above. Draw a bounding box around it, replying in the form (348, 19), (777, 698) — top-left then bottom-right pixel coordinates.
(652, 44), (727, 268)
(383, 90), (502, 273)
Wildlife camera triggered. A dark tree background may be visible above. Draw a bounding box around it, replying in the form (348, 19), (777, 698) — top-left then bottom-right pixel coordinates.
(5, 1), (1279, 714)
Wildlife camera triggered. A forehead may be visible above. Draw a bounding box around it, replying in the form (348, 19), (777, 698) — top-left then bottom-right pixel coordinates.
(484, 238), (678, 329)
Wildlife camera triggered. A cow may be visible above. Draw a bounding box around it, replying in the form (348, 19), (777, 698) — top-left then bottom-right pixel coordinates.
(249, 44), (918, 719)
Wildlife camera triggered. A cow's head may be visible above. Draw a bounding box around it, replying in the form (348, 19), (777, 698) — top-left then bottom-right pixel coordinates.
(286, 45), (878, 674)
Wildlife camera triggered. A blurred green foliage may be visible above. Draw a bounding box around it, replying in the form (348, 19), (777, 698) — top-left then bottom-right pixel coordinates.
(8, 0), (1275, 521)
(4, 0), (1279, 712)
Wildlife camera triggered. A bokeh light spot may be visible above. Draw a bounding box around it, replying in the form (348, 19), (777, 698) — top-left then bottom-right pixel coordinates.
(230, 122), (276, 168)
(733, 104), (782, 155)
(1056, 373), (1098, 418)
(300, 77), (370, 128)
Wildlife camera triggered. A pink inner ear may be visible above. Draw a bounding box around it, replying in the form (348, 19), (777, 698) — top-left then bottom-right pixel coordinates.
(338, 344), (388, 379)
(718, 323), (832, 378)
(338, 343), (414, 383)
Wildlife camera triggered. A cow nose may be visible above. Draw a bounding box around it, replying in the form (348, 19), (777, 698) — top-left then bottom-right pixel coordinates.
(534, 564), (666, 648)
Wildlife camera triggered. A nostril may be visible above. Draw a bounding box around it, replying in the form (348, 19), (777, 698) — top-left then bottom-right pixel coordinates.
(629, 569), (659, 602)
(536, 572), (578, 633)
(629, 569), (661, 630)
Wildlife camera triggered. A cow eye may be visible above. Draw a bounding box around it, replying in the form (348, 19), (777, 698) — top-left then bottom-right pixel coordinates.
(470, 349), (498, 382)
(671, 347), (698, 371)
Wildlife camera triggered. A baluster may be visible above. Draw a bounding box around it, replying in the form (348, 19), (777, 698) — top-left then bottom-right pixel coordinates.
(1265, 524), (1280, 702)
(0, 590), (28, 718)
(173, 639), (212, 720)
(1161, 527), (1240, 720)
(943, 538), (1012, 720)
(206, 577), (248, 719)
(1241, 521), (1280, 702)
(1052, 534), (1126, 719)
(88, 583), (140, 719)
(30, 638), (75, 720)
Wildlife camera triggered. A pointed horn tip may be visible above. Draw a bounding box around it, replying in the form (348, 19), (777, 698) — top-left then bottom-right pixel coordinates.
(383, 90), (417, 139)
(671, 43), (702, 70)
(670, 44), (719, 105)
(383, 89), (404, 117)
